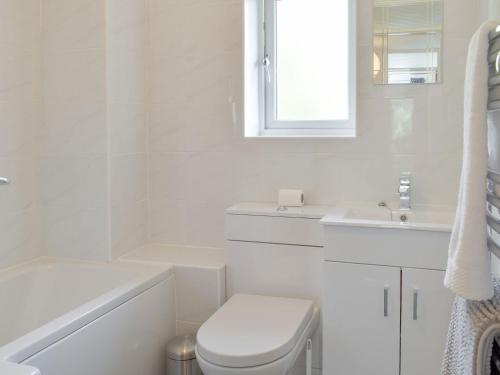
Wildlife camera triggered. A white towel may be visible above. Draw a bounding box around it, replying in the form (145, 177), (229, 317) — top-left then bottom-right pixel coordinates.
(444, 21), (498, 301)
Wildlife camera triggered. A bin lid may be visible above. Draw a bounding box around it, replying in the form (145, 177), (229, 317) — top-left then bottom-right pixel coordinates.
(167, 335), (196, 360)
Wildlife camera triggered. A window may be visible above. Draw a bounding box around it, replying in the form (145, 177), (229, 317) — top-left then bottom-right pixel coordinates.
(244, 0), (357, 137)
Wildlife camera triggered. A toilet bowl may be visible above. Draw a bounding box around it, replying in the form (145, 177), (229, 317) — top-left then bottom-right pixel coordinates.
(195, 294), (319, 375)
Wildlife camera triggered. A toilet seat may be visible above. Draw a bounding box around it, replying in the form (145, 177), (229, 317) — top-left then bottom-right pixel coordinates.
(196, 294), (316, 371)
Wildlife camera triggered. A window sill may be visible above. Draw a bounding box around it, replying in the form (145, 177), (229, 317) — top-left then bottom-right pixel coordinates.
(245, 134), (356, 139)
(244, 128), (356, 139)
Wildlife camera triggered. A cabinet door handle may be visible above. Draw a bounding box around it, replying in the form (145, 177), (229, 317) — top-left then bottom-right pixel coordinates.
(413, 289), (419, 320)
(384, 287), (389, 317)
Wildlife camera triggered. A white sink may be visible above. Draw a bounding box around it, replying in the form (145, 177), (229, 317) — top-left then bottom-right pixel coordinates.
(327, 205), (454, 232)
(321, 204), (454, 269)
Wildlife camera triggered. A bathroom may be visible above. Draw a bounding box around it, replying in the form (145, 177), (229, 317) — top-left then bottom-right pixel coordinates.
(0, 0), (499, 374)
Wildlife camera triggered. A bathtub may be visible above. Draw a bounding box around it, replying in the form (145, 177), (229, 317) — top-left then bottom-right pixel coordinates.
(0, 258), (176, 375)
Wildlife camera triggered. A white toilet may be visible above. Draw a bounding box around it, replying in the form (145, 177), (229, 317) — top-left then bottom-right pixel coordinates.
(195, 203), (327, 374)
(195, 294), (319, 375)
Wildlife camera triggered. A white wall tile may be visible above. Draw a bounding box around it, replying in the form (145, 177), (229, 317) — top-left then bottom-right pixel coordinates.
(443, 0), (482, 38)
(148, 1), (241, 61)
(149, 152), (192, 201)
(42, 155), (107, 210)
(111, 199), (147, 259)
(148, 199), (189, 244)
(427, 94), (463, 155)
(42, 0), (105, 51)
(107, 46), (145, 103)
(185, 199), (228, 248)
(110, 154), (146, 206)
(0, 207), (43, 269)
(45, 204), (109, 261)
(108, 102), (146, 154)
(42, 49), (107, 156)
(174, 265), (224, 323)
(0, 100), (39, 158)
(0, 51), (39, 101)
(0, 0), (40, 49)
(0, 157), (40, 214)
(187, 152), (237, 204)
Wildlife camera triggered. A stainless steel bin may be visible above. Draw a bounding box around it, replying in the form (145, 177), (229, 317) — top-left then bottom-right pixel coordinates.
(166, 335), (202, 375)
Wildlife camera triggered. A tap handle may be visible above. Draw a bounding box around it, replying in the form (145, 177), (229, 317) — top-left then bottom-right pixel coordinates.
(399, 185), (410, 193)
(399, 172), (411, 186)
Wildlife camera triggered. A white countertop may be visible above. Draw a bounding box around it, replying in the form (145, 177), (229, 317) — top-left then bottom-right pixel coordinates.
(120, 244), (225, 269)
(320, 204), (454, 233)
(226, 202), (336, 219)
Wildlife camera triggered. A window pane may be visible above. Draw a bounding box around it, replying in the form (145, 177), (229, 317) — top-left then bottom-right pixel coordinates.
(276, 0), (349, 122)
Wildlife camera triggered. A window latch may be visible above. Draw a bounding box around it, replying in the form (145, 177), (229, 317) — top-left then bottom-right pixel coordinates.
(262, 54), (271, 83)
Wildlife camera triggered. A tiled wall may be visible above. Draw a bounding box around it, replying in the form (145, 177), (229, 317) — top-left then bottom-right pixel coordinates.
(0, 0), (486, 264)
(146, 0), (480, 248)
(107, 0), (148, 259)
(41, 0), (109, 260)
(41, 0), (147, 260)
(0, 1), (44, 268)
(486, 0), (500, 19)
(0, 0), (148, 264)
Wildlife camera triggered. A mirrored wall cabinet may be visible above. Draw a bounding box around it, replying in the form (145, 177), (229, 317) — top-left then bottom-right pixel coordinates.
(373, 0), (443, 85)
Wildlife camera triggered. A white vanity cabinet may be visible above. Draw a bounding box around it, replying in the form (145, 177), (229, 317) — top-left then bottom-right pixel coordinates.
(323, 262), (401, 375)
(400, 268), (454, 375)
(321, 213), (454, 375)
(323, 262), (453, 375)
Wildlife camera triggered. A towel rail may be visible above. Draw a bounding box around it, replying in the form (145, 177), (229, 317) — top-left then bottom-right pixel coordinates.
(489, 27), (500, 42)
(489, 239), (500, 260)
(489, 27), (500, 109)
(487, 29), (500, 261)
(487, 174), (500, 259)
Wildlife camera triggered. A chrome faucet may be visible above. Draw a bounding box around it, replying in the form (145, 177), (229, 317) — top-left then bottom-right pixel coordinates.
(398, 172), (411, 210)
(0, 177), (8, 185)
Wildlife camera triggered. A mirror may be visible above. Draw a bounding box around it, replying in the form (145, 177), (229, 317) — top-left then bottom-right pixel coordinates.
(373, 0), (443, 85)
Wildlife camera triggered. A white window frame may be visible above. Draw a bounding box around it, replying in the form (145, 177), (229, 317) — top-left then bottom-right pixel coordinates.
(251, 0), (357, 138)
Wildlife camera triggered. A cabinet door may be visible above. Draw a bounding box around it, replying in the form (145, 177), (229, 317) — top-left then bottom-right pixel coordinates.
(323, 262), (401, 375)
(401, 268), (454, 375)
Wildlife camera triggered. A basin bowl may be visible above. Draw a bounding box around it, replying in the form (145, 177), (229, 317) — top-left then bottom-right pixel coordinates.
(343, 205), (455, 229)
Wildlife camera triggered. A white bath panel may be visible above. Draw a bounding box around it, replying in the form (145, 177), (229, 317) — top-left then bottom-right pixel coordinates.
(23, 278), (176, 375)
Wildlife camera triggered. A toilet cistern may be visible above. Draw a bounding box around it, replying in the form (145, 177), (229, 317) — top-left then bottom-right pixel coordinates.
(399, 172), (411, 210)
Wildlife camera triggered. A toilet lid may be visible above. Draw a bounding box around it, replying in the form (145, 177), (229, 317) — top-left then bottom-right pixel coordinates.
(196, 294), (314, 368)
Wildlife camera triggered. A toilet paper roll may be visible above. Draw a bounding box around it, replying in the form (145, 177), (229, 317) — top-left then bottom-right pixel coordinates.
(278, 189), (304, 207)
